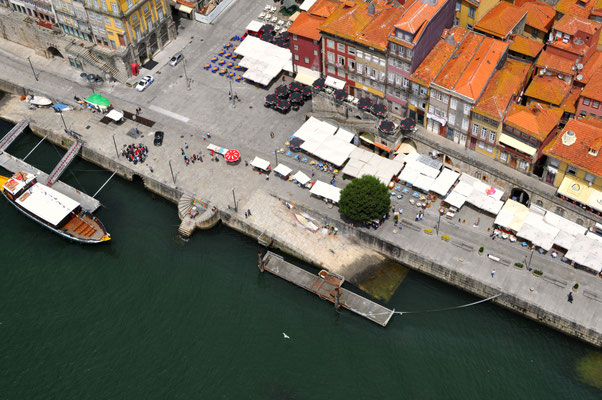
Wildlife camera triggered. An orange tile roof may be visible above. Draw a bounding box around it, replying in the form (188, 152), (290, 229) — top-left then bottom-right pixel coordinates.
(394, 0), (445, 34)
(554, 0), (595, 19)
(593, 0), (602, 15)
(473, 59), (530, 121)
(319, 0), (406, 51)
(524, 75), (572, 106)
(578, 50), (602, 84)
(581, 69), (602, 101)
(543, 118), (602, 176)
(474, 2), (527, 39)
(433, 31), (508, 102)
(521, 1), (555, 32)
(561, 88), (581, 114)
(509, 34), (544, 58)
(504, 102), (563, 141)
(553, 13), (601, 36)
(409, 27), (468, 87)
(288, 11), (325, 41)
(308, 0), (340, 18)
(535, 50), (576, 75)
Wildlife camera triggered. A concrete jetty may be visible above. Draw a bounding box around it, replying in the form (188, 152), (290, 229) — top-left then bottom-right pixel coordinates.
(261, 251), (395, 327)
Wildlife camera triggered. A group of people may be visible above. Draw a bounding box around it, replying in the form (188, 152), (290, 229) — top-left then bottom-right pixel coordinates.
(122, 143), (148, 164)
(415, 210), (424, 221)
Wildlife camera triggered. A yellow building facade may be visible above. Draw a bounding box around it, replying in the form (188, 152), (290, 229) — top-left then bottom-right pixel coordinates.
(455, 0), (499, 29)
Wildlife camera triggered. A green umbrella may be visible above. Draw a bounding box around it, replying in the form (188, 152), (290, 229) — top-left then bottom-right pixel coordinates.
(85, 93), (111, 107)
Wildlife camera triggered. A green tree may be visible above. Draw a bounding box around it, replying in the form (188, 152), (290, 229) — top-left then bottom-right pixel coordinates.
(339, 175), (390, 223)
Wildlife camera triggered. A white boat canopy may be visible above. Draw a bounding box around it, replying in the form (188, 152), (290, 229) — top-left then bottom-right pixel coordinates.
(19, 183), (80, 227)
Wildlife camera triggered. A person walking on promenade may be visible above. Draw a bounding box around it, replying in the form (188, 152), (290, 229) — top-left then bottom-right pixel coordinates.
(149, 166), (153, 173)
(247, 209), (252, 216)
(491, 269), (496, 278)
(568, 292), (574, 303)
(270, 131), (275, 139)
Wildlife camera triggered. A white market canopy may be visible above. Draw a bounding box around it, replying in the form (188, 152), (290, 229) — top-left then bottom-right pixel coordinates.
(516, 210), (560, 251)
(235, 36), (293, 86)
(430, 168), (460, 196)
(294, 117), (356, 167)
(293, 171), (311, 185)
(494, 199), (530, 232)
(544, 211), (588, 250)
(274, 163), (292, 177)
(106, 109), (124, 122)
(413, 174), (436, 192)
(310, 180), (341, 203)
(341, 147), (405, 184)
(334, 128), (355, 143)
(300, 0), (317, 11)
(565, 235), (602, 273)
(444, 173), (504, 214)
(245, 20), (263, 32)
(251, 156), (271, 171)
(325, 76), (346, 90)
(20, 183), (80, 227)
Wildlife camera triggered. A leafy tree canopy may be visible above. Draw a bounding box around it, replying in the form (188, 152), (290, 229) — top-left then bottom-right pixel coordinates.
(339, 175), (390, 222)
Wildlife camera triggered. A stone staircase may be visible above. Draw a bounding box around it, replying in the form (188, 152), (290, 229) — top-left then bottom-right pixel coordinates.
(177, 193), (195, 219)
(68, 43), (128, 83)
(178, 214), (196, 238)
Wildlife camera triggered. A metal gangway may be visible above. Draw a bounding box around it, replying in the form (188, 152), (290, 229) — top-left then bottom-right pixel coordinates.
(0, 118), (29, 153)
(46, 140), (82, 186)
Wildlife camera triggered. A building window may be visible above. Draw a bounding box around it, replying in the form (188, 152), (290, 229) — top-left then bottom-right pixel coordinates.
(293, 44), (298, 51)
(348, 47), (355, 55)
(327, 51), (335, 63)
(357, 50), (363, 59)
(388, 72), (395, 84)
(449, 113), (455, 125)
(583, 98), (591, 106)
(489, 131), (496, 142)
(519, 160), (528, 170)
(126, 0), (132, 7)
(337, 43), (345, 52)
(463, 103), (470, 115)
(555, 207), (565, 216)
(593, 101), (600, 109)
(327, 65), (335, 74)
(585, 172), (595, 184)
(480, 127), (487, 139)
(462, 119), (469, 131)
(402, 77), (409, 88)
(472, 123), (479, 135)
(327, 39), (334, 49)
(450, 98), (457, 110)
(337, 68), (345, 77)
(500, 152), (508, 161)
(478, 141), (485, 149)
(467, 24), (473, 30)
(314, 50), (318, 56)
(357, 63), (363, 74)
(455, 1), (461, 11)
(304, 57), (310, 64)
(468, 6), (475, 18)
(292, 34), (298, 41)
(349, 60), (355, 69)
(566, 165), (577, 175)
(486, 144), (493, 153)
(337, 55), (345, 66)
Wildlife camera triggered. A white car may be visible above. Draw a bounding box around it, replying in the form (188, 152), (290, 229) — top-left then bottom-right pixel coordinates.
(136, 75), (153, 92)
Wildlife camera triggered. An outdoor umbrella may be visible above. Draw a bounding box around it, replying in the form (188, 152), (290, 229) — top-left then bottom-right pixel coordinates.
(224, 149), (241, 162)
(289, 81), (303, 92)
(378, 120), (395, 134)
(87, 73), (96, 82)
(400, 117), (416, 131)
(261, 32), (274, 43)
(289, 137), (304, 151)
(301, 86), (312, 99)
(290, 91), (304, 104)
(371, 103), (387, 117)
(80, 72), (88, 79)
(358, 97), (372, 111)
(279, 32), (290, 40)
(265, 93), (278, 107)
(275, 84), (289, 98)
(312, 78), (325, 91)
(275, 98), (291, 112)
(333, 89), (347, 102)
(261, 24), (275, 33)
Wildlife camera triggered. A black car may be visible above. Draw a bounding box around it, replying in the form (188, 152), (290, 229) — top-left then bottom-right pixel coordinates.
(154, 131), (164, 146)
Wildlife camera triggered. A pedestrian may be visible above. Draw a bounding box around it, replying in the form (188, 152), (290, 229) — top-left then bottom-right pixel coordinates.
(568, 291), (574, 303)
(415, 214), (419, 222)
(270, 131), (275, 139)
(136, 108), (140, 116)
(181, 148), (184, 155)
(184, 142), (188, 149)
(245, 160), (249, 166)
(282, 75), (285, 82)
(244, 211), (248, 218)
(149, 165), (153, 173)
(247, 209), (252, 216)
(203, 136), (207, 141)
(458, 218), (461, 223)
(491, 269), (496, 278)
(311, 170), (315, 177)
(206, 133), (212, 139)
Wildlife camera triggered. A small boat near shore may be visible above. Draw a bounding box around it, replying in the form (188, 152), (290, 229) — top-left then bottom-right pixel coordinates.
(0, 171), (110, 244)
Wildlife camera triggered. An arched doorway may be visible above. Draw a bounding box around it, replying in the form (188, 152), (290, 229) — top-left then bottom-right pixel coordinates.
(397, 138), (417, 155)
(138, 42), (148, 63)
(160, 25), (169, 48)
(149, 33), (158, 55)
(47, 46), (63, 58)
(511, 188), (530, 206)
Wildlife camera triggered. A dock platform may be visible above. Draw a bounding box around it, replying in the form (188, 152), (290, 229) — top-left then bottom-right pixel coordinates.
(261, 252), (395, 327)
(0, 151), (101, 212)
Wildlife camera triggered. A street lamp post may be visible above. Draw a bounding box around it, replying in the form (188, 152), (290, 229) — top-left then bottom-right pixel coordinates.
(168, 159), (176, 184)
(112, 134), (120, 158)
(183, 59), (191, 91)
(232, 187), (238, 212)
(58, 110), (69, 133)
(274, 149), (279, 165)
(27, 56), (39, 81)
(436, 212), (441, 235)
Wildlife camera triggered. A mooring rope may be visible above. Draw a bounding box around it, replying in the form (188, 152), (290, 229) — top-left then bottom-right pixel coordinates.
(393, 293), (502, 316)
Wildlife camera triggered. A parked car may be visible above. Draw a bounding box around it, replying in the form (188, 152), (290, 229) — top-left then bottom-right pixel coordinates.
(169, 52), (184, 67)
(154, 131), (164, 146)
(136, 75), (154, 92)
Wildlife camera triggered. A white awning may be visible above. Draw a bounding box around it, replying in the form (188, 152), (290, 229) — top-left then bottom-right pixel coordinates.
(334, 128), (355, 143)
(245, 20), (263, 32)
(295, 66), (320, 86)
(325, 76), (346, 90)
(565, 235), (602, 273)
(106, 109), (123, 121)
(235, 36), (293, 86)
(274, 163), (292, 177)
(175, 4), (193, 13)
(310, 180), (341, 203)
(494, 199), (529, 232)
(251, 156), (270, 171)
(498, 134), (537, 156)
(300, 0), (317, 10)
(430, 168), (460, 196)
(413, 174), (435, 192)
(516, 211), (560, 251)
(398, 166), (420, 185)
(444, 191), (467, 208)
(293, 171), (311, 185)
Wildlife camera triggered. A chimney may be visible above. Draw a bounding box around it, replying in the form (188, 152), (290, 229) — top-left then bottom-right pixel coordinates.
(367, 2), (376, 15)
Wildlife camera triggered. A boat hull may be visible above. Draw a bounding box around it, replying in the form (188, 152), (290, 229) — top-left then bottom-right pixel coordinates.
(1, 190), (110, 244)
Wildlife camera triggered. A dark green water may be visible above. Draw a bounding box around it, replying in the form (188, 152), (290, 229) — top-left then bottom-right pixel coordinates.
(0, 121), (600, 399)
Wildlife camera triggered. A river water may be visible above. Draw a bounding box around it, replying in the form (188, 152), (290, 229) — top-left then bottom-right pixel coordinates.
(0, 120), (600, 399)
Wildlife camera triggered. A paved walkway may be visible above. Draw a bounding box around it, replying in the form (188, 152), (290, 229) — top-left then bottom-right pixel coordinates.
(0, 1), (600, 344)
